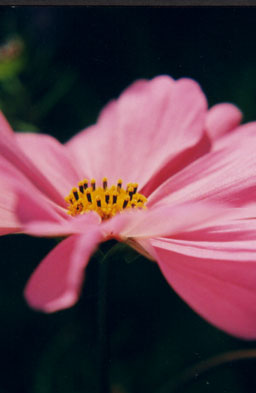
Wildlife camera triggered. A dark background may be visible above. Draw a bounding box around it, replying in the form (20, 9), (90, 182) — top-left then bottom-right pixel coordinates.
(0, 6), (256, 393)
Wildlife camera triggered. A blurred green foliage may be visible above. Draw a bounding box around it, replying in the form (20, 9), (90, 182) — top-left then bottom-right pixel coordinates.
(0, 6), (256, 393)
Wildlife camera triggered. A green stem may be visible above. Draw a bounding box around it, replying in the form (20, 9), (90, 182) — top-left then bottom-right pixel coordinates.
(97, 241), (117, 393)
(157, 348), (256, 393)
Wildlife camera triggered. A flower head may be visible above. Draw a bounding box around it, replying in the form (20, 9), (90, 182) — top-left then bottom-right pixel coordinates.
(65, 178), (147, 219)
(1, 75), (256, 339)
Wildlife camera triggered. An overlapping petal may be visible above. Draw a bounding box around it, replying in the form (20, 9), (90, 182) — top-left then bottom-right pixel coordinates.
(14, 182), (100, 237)
(0, 114), (79, 207)
(205, 103), (242, 141)
(1, 75), (256, 340)
(0, 135), (64, 206)
(149, 208), (256, 340)
(148, 136), (256, 208)
(212, 121), (256, 150)
(102, 201), (232, 239)
(16, 133), (82, 197)
(67, 76), (207, 189)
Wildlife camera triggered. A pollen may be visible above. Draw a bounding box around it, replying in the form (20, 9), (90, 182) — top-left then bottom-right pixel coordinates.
(65, 178), (147, 220)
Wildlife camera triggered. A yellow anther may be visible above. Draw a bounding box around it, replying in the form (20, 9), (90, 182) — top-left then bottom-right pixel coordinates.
(91, 179), (96, 191)
(117, 179), (122, 190)
(133, 183), (138, 193)
(78, 181), (85, 193)
(102, 177), (108, 190)
(127, 186), (134, 200)
(123, 197), (129, 209)
(65, 178), (147, 220)
(112, 192), (118, 204)
(85, 188), (92, 203)
(72, 187), (79, 201)
(96, 196), (102, 207)
(105, 192), (110, 204)
(126, 183), (132, 192)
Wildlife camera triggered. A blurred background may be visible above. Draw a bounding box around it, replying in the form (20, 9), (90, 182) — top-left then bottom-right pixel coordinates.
(0, 6), (256, 393)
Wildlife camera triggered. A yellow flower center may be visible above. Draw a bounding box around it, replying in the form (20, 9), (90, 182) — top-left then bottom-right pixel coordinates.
(65, 178), (147, 220)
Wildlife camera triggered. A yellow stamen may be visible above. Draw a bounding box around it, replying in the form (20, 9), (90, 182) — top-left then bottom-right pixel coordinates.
(91, 179), (96, 191)
(83, 179), (89, 189)
(117, 179), (122, 191)
(78, 181), (85, 194)
(102, 177), (108, 190)
(65, 177), (147, 220)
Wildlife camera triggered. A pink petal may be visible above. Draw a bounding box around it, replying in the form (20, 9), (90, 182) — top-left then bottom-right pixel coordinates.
(213, 121), (256, 150)
(23, 213), (101, 237)
(15, 183), (66, 233)
(0, 158), (36, 234)
(205, 103), (242, 141)
(153, 229), (256, 263)
(0, 111), (14, 137)
(125, 237), (156, 261)
(153, 240), (256, 339)
(102, 201), (230, 239)
(0, 178), (20, 235)
(141, 132), (211, 197)
(24, 231), (103, 312)
(16, 133), (82, 197)
(0, 156), (58, 235)
(67, 76), (207, 189)
(149, 136), (256, 208)
(14, 182), (100, 237)
(0, 131), (75, 207)
(163, 206), (256, 244)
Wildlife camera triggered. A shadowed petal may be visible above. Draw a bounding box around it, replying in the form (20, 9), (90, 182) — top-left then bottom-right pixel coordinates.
(141, 132), (211, 197)
(149, 137), (256, 208)
(24, 231), (103, 312)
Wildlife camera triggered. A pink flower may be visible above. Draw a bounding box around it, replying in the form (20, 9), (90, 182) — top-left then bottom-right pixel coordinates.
(1, 75), (256, 339)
